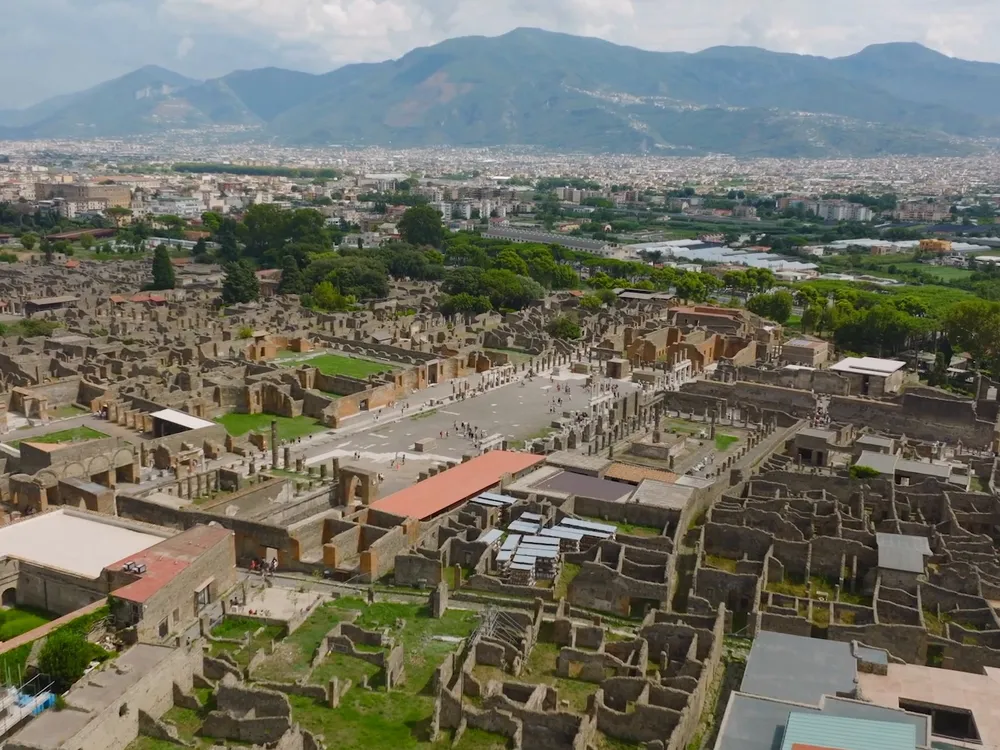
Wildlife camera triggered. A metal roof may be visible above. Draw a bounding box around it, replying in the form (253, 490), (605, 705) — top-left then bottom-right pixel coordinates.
(508, 520), (541, 534)
(472, 497), (506, 507)
(554, 523), (611, 539)
(479, 529), (503, 546)
(478, 492), (517, 505)
(500, 534), (521, 551)
(876, 533), (931, 574)
(541, 527), (584, 541)
(779, 712), (916, 750)
(520, 535), (559, 547)
(742, 632), (857, 706)
(560, 517), (617, 534)
(519, 512), (543, 521)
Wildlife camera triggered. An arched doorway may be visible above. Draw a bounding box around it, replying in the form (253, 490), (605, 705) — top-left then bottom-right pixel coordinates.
(2, 588), (16, 607)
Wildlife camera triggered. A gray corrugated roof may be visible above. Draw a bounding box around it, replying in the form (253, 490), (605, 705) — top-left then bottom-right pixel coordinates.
(877, 533), (931, 574)
(717, 694), (819, 750)
(742, 631), (857, 705)
(819, 696), (928, 747)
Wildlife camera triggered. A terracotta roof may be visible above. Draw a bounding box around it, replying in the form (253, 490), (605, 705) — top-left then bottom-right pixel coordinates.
(109, 294), (127, 303)
(371, 451), (544, 520)
(65, 260), (80, 268)
(111, 525), (231, 604)
(604, 463), (677, 485)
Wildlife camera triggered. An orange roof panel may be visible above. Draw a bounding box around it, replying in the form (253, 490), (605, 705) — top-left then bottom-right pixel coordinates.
(371, 451), (543, 520)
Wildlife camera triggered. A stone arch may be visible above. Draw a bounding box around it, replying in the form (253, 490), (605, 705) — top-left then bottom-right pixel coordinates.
(1, 588), (15, 607)
(59, 462), (86, 480)
(113, 448), (135, 466)
(86, 455), (111, 475)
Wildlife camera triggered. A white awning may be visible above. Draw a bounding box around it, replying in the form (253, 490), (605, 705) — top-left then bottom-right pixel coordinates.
(150, 408), (216, 431)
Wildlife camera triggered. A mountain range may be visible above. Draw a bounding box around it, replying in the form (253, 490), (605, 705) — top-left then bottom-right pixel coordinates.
(3, 28), (1000, 157)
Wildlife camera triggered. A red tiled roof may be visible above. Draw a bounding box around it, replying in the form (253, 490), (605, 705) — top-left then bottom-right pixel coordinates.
(371, 451), (544, 520)
(65, 260), (80, 268)
(110, 525), (231, 604)
(109, 294), (127, 303)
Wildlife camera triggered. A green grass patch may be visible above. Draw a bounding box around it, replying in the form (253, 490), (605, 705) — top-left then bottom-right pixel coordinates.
(280, 352), (394, 379)
(0, 606), (55, 641)
(8, 425), (106, 448)
(215, 412), (324, 441)
(288, 601), (479, 750)
(310, 651), (382, 687)
(254, 602), (345, 681)
(714, 434), (739, 451)
(519, 641), (596, 713)
(923, 609), (951, 636)
(892, 262), (973, 281)
(211, 616), (266, 640)
(410, 409), (439, 421)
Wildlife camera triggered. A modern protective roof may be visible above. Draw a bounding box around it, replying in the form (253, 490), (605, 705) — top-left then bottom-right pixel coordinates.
(830, 357), (906, 376)
(0, 509), (166, 579)
(370, 451), (543, 519)
(149, 408), (216, 431)
(742, 631), (857, 705)
(779, 712), (916, 750)
(854, 450), (898, 475)
(478, 529), (503, 546)
(876, 533), (931, 574)
(532, 470), (633, 502)
(560, 517), (617, 534)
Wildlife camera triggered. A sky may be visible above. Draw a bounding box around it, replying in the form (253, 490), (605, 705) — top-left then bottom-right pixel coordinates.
(1, 0), (994, 108)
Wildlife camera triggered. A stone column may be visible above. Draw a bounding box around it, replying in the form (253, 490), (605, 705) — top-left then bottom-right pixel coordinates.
(271, 420), (279, 469)
(283, 446), (291, 469)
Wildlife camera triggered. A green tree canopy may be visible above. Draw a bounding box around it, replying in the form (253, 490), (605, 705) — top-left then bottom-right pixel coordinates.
(398, 204), (445, 247)
(149, 244), (176, 290)
(546, 315), (582, 341)
(746, 290), (793, 324)
(221, 259), (260, 305)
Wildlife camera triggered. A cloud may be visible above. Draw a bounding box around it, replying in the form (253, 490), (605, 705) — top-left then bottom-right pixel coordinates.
(3, 0), (1000, 108)
(176, 35), (195, 60)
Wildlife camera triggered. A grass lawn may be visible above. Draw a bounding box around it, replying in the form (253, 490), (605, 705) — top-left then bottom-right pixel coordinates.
(517, 641), (596, 713)
(211, 615), (270, 639)
(288, 599), (479, 750)
(0, 607), (54, 641)
(209, 621), (284, 669)
(715, 434), (739, 451)
(253, 602), (345, 681)
(892, 262), (973, 282)
(215, 412), (324, 441)
(8, 425), (106, 448)
(280, 352), (394, 379)
(50, 404), (88, 419)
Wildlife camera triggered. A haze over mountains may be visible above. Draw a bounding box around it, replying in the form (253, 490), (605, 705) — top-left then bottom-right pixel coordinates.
(2, 28), (999, 157)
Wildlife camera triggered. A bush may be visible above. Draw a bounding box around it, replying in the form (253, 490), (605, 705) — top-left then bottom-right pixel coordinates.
(237, 326), (254, 339)
(850, 465), (881, 479)
(39, 631), (95, 692)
